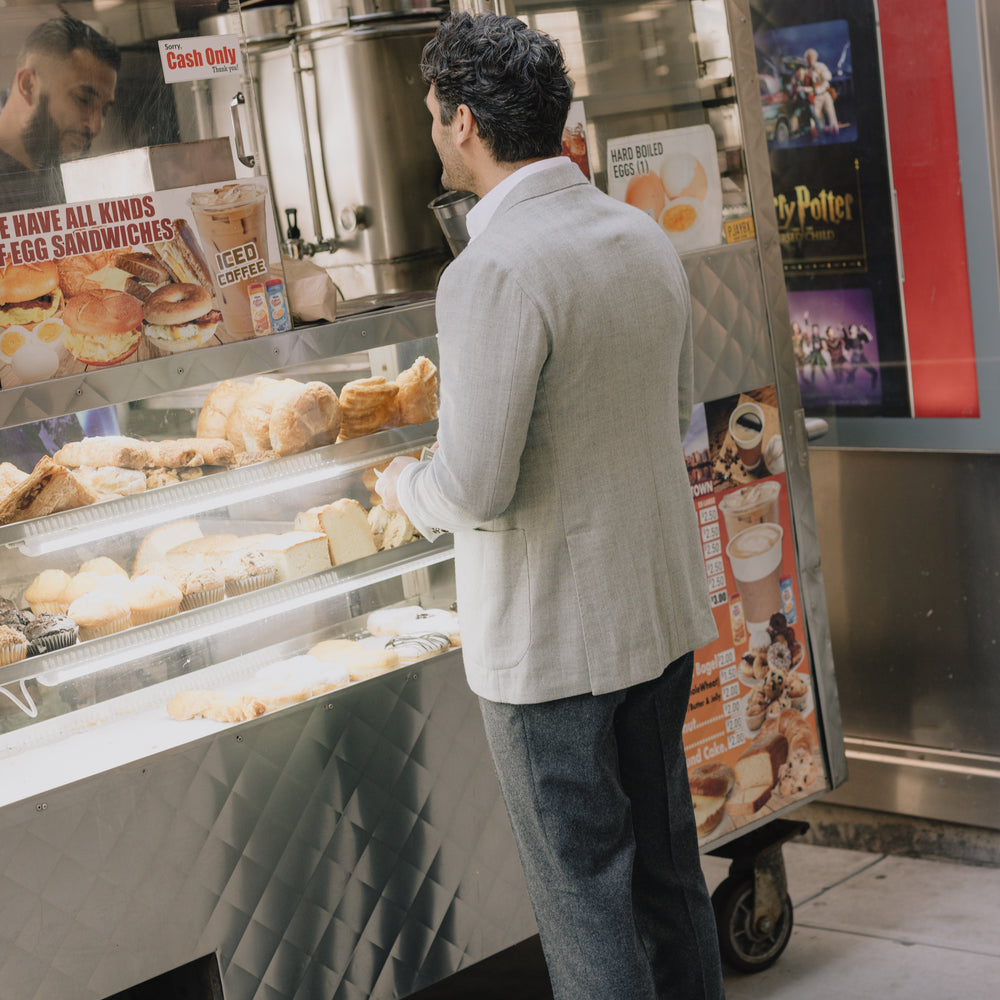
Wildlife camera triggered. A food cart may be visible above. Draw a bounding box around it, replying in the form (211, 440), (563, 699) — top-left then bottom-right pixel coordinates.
(0, 0), (844, 995)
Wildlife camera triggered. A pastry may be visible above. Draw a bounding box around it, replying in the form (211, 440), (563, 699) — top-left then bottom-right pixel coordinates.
(133, 520), (204, 574)
(59, 572), (105, 611)
(315, 499), (377, 566)
(66, 591), (132, 641)
(148, 437), (236, 468)
(725, 784), (773, 817)
(384, 632), (451, 662)
(337, 376), (399, 440)
(52, 436), (152, 470)
(226, 377), (299, 453)
(178, 567), (225, 610)
(735, 731), (788, 790)
(249, 655), (351, 710)
(24, 613), (78, 655)
(234, 532), (331, 582)
(368, 504), (418, 550)
(166, 690), (267, 723)
(268, 381), (341, 456)
(308, 638), (400, 680)
(218, 550), (277, 597)
(72, 466), (147, 497)
(0, 624), (28, 666)
(776, 748), (820, 797)
(196, 380), (251, 440)
(391, 356), (439, 426)
(78, 556), (128, 579)
(688, 761), (735, 799)
(0, 457), (104, 524)
(128, 574), (182, 625)
(24, 569), (73, 615)
(0, 462), (27, 492)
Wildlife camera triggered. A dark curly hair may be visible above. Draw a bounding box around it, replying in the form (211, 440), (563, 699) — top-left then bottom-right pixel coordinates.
(420, 12), (573, 163)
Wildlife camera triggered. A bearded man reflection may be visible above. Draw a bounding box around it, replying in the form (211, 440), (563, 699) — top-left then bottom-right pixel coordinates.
(0, 14), (119, 212)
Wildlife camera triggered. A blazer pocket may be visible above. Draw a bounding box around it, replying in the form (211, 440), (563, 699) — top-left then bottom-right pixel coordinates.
(457, 527), (531, 671)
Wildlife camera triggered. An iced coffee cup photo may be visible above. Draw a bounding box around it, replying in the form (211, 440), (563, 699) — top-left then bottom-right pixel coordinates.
(188, 181), (272, 337)
(729, 400), (765, 470)
(718, 480), (781, 539)
(726, 521), (784, 644)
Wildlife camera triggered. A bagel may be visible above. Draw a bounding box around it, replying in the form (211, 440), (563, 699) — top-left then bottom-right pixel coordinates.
(143, 283), (221, 354)
(63, 289), (143, 366)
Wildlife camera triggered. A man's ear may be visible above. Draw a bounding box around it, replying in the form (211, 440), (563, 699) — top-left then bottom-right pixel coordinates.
(14, 67), (37, 105)
(452, 103), (478, 148)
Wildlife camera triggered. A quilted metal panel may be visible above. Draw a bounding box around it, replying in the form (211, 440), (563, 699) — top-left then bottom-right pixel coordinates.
(685, 242), (775, 403)
(0, 654), (534, 1000)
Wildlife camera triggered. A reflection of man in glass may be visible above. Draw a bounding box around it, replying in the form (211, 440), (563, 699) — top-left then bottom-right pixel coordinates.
(0, 14), (119, 212)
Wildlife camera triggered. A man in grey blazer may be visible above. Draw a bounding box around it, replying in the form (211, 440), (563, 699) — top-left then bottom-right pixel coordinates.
(378, 12), (726, 999)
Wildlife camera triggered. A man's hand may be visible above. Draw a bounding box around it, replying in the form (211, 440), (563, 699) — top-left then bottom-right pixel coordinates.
(377, 455), (419, 513)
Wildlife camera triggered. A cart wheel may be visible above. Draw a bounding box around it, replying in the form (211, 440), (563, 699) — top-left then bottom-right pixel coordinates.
(712, 875), (793, 972)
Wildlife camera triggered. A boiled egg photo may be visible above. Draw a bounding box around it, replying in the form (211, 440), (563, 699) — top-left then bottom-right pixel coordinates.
(11, 341), (59, 381)
(625, 171), (667, 220)
(660, 197), (706, 252)
(33, 316), (68, 348)
(660, 152), (709, 202)
(0, 325), (30, 361)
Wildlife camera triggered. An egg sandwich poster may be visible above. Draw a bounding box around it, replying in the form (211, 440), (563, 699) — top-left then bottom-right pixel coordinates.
(606, 125), (723, 253)
(0, 178), (286, 389)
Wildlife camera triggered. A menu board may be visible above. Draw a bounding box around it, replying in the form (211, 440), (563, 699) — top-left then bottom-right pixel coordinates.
(0, 179), (288, 388)
(684, 385), (828, 844)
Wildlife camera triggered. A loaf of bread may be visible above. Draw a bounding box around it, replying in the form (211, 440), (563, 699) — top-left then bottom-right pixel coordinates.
(0, 457), (105, 525)
(725, 784), (773, 818)
(269, 381), (341, 456)
(236, 531), (332, 581)
(735, 732), (788, 790)
(316, 499), (377, 565)
(338, 377), (399, 440)
(196, 380), (250, 440)
(391, 356), (438, 427)
(226, 378), (300, 453)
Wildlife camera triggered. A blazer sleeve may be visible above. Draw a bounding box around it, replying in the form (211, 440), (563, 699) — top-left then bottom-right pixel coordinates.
(397, 254), (549, 533)
(676, 282), (695, 441)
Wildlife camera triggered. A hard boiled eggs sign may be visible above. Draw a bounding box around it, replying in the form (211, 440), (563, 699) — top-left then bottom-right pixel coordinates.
(608, 125), (723, 253)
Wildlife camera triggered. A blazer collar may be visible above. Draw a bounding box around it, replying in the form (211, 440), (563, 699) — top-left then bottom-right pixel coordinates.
(488, 159), (590, 226)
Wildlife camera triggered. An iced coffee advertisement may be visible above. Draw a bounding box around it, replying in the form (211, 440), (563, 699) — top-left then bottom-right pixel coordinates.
(0, 179), (287, 388)
(606, 124), (723, 253)
(681, 387), (827, 845)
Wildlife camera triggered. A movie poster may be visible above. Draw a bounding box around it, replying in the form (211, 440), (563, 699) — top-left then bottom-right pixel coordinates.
(751, 0), (912, 418)
(683, 389), (827, 845)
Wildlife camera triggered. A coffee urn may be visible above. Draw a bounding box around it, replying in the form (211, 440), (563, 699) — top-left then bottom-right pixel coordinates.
(177, 1), (450, 302)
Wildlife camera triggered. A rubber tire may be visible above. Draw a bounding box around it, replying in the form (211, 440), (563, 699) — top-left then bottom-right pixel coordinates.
(712, 875), (793, 973)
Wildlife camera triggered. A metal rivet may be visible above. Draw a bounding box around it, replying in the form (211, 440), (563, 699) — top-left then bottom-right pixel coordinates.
(36, 802), (47, 812)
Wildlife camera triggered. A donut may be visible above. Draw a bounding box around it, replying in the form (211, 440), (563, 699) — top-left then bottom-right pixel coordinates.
(767, 641), (792, 671)
(143, 282), (212, 326)
(385, 632), (452, 662)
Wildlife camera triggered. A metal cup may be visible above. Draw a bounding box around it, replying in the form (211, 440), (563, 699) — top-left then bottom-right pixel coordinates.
(428, 190), (478, 257)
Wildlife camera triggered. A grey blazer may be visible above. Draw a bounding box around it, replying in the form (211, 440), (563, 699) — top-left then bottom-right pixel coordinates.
(399, 160), (717, 703)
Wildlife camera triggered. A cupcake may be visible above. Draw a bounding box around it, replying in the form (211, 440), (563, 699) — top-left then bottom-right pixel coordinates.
(67, 592), (132, 641)
(0, 624), (29, 665)
(128, 575), (182, 625)
(219, 550), (277, 597)
(179, 567), (225, 610)
(78, 556), (129, 579)
(24, 569), (72, 615)
(59, 572), (104, 611)
(24, 613), (78, 655)
(0, 606), (33, 631)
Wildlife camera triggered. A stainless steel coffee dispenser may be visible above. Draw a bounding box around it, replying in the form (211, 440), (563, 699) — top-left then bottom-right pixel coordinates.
(176, 1), (449, 302)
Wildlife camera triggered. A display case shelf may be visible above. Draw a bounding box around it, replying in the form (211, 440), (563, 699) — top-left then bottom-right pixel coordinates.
(0, 295), (438, 428)
(0, 535), (454, 693)
(2, 421), (438, 556)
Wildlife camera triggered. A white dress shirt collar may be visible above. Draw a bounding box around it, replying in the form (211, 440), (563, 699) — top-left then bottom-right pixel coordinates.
(465, 156), (567, 241)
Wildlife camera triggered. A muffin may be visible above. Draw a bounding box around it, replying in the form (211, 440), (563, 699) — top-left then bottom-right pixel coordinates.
(67, 592), (132, 641)
(179, 567), (225, 611)
(59, 572), (104, 611)
(24, 569), (73, 615)
(128, 575), (182, 626)
(0, 624), (28, 665)
(0, 606), (33, 631)
(24, 613), (78, 655)
(219, 550), (277, 597)
(78, 556), (129, 579)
